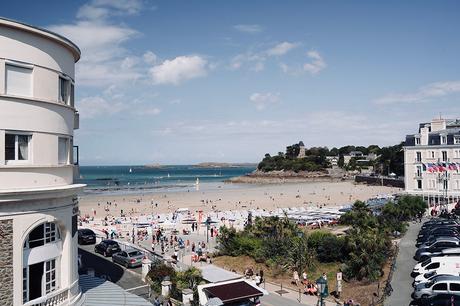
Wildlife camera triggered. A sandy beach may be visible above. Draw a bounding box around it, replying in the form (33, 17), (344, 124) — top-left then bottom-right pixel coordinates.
(78, 181), (402, 218)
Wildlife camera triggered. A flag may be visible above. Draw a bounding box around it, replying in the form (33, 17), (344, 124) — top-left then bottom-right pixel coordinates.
(422, 163), (427, 172)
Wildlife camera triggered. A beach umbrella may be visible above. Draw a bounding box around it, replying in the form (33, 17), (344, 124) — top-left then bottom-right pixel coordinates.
(205, 297), (224, 306)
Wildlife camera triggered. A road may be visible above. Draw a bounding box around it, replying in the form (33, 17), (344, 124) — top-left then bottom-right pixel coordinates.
(78, 243), (151, 299)
(384, 221), (423, 306)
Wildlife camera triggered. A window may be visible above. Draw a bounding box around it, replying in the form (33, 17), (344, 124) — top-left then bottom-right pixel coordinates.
(456, 180), (460, 190)
(416, 166), (422, 177)
(59, 76), (70, 104)
(416, 152), (422, 162)
(45, 259), (57, 294)
(432, 282), (447, 290)
(417, 180), (422, 189)
(22, 268), (28, 303)
(431, 151), (435, 159)
(70, 83), (75, 107)
(24, 222), (60, 249)
(5, 134), (30, 163)
(441, 135), (447, 144)
(444, 180), (448, 190)
(455, 137), (460, 145)
(416, 137), (421, 145)
(58, 137), (69, 165)
(5, 63), (32, 97)
(451, 283), (460, 291)
(442, 151), (448, 162)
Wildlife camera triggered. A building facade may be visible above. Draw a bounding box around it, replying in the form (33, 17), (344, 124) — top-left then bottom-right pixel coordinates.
(0, 18), (84, 306)
(404, 118), (460, 205)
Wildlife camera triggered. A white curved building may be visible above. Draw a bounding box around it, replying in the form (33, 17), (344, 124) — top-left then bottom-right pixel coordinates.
(0, 18), (84, 306)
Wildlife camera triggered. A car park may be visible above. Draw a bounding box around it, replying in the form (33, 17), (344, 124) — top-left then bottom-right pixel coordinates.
(78, 228), (96, 245)
(94, 239), (121, 257)
(112, 249), (144, 268)
(412, 275), (460, 299)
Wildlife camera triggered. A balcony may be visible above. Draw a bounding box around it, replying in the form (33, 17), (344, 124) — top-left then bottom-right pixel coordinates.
(23, 288), (69, 306)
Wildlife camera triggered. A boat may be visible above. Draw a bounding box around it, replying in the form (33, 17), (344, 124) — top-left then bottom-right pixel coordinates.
(196, 178), (200, 185)
(129, 167), (133, 173)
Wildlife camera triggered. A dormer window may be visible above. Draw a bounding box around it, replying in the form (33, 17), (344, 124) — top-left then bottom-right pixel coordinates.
(441, 135), (447, 144)
(415, 137), (421, 145)
(455, 136), (460, 145)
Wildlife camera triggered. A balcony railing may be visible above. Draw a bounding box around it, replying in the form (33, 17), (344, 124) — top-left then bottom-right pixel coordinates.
(23, 288), (68, 306)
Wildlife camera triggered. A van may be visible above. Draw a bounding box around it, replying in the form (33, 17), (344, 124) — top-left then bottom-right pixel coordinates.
(412, 275), (460, 299)
(412, 256), (460, 277)
(415, 245), (460, 262)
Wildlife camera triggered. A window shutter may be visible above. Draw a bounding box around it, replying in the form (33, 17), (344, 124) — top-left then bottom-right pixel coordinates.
(6, 64), (32, 97)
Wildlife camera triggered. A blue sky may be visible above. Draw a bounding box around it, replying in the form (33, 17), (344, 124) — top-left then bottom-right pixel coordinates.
(4, 0), (460, 165)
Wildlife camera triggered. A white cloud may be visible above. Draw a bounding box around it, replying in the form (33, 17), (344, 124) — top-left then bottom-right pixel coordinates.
(77, 0), (143, 20)
(249, 92), (280, 110)
(143, 51), (158, 64)
(303, 50), (326, 74)
(133, 107), (161, 116)
(150, 55), (208, 85)
(233, 24), (263, 34)
(48, 0), (144, 87)
(78, 96), (125, 119)
(374, 81), (460, 105)
(230, 42), (299, 71)
(267, 42), (299, 56)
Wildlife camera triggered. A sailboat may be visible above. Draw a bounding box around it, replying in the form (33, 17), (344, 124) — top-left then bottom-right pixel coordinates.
(167, 173), (170, 178)
(195, 178), (200, 185)
(129, 167), (133, 173)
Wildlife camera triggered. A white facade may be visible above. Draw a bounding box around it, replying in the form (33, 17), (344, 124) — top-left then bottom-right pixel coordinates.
(0, 18), (84, 306)
(404, 118), (460, 205)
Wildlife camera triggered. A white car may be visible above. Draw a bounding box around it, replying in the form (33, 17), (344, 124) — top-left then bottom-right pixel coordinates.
(413, 270), (459, 287)
(412, 256), (460, 276)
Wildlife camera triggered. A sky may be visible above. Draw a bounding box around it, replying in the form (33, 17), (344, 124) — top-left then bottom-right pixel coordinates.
(3, 0), (460, 165)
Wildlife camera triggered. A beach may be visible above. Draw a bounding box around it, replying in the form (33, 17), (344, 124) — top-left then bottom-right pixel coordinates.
(78, 181), (402, 218)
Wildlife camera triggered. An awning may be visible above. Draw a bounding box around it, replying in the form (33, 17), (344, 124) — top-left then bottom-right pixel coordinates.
(203, 280), (264, 304)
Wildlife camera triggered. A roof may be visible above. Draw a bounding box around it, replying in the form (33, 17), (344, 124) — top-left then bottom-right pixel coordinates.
(298, 141), (305, 146)
(77, 275), (153, 306)
(199, 265), (242, 283)
(0, 17), (81, 61)
(203, 281), (263, 303)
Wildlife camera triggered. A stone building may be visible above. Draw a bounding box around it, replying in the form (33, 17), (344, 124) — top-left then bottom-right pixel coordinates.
(0, 18), (84, 305)
(404, 117), (460, 206)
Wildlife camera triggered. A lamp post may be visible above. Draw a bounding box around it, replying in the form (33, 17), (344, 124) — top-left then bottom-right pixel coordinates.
(297, 231), (304, 273)
(438, 170), (450, 213)
(316, 276), (328, 306)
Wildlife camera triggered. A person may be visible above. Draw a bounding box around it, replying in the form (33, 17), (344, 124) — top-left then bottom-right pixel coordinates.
(153, 296), (161, 306)
(259, 269), (264, 284)
(302, 271), (308, 284)
(254, 273), (261, 286)
(293, 270), (300, 286)
(322, 272), (327, 281)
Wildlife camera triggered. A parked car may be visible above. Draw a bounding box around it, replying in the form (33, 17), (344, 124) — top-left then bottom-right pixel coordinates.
(413, 256), (460, 277)
(415, 243), (460, 262)
(112, 249), (144, 268)
(78, 229), (96, 245)
(418, 237), (460, 250)
(419, 293), (460, 306)
(417, 231), (460, 247)
(414, 270), (459, 287)
(413, 275), (460, 299)
(94, 240), (121, 257)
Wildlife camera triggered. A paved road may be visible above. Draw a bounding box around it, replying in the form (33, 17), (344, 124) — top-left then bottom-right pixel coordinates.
(78, 244), (147, 292)
(384, 221), (423, 306)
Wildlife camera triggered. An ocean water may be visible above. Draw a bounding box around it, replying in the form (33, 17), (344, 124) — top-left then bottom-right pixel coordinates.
(77, 165), (256, 195)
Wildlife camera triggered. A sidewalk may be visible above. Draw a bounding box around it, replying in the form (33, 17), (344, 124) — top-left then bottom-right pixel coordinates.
(262, 281), (339, 306)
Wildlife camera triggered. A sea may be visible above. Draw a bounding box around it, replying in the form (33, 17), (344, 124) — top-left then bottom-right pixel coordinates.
(77, 165), (256, 195)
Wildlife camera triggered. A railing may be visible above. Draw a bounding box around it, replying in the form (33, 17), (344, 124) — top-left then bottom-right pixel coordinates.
(23, 288), (69, 306)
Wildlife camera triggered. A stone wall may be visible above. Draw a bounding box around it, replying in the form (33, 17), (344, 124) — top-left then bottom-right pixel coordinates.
(0, 219), (13, 306)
